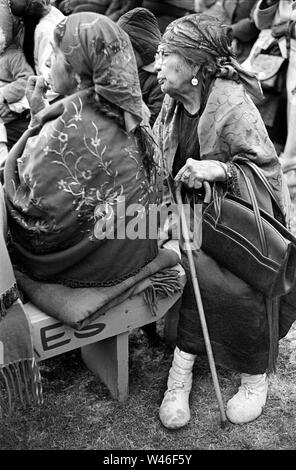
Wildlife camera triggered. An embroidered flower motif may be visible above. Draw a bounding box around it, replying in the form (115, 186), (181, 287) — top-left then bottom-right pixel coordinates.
(66, 98), (83, 128)
(27, 219), (53, 234)
(91, 136), (101, 147)
(57, 179), (68, 190)
(94, 202), (113, 221)
(73, 114), (82, 122)
(58, 132), (68, 143)
(81, 170), (92, 180)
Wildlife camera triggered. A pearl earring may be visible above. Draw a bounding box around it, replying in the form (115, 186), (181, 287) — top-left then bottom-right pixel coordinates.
(191, 76), (199, 86)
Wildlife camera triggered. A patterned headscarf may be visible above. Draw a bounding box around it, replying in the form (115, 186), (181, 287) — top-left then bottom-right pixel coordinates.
(117, 7), (161, 66)
(160, 14), (263, 100)
(54, 12), (143, 131)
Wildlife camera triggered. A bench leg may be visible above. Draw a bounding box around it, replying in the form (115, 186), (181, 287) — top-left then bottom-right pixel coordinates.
(81, 332), (129, 402)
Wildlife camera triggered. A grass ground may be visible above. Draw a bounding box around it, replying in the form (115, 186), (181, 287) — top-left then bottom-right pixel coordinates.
(0, 319), (296, 451)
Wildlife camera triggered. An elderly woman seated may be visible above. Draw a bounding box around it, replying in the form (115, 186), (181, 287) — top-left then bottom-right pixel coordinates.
(153, 13), (295, 428)
(0, 12), (181, 411)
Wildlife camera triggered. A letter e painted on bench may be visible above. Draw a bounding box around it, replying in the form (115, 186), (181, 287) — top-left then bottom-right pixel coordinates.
(74, 323), (106, 339)
(40, 322), (71, 351)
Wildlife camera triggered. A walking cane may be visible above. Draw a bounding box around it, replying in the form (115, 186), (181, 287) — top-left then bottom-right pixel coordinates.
(175, 181), (228, 428)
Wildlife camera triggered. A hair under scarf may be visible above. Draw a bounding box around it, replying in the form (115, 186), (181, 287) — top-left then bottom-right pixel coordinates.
(54, 12), (144, 132)
(160, 13), (263, 101)
(117, 7), (161, 66)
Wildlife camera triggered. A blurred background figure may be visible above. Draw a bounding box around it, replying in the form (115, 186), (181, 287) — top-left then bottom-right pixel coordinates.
(55, 0), (110, 15)
(18, 0), (65, 103)
(253, 0), (296, 196)
(118, 6), (164, 347)
(221, 0), (260, 63)
(56, 0), (142, 20)
(118, 7), (163, 126)
(0, 0), (33, 158)
(7, 0), (65, 105)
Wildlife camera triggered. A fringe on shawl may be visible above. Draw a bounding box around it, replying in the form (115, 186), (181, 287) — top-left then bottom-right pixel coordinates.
(0, 284), (43, 415)
(0, 283), (19, 319)
(0, 357), (43, 417)
(143, 268), (183, 316)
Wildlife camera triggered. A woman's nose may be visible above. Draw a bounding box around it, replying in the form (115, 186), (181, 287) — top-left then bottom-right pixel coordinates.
(45, 55), (51, 68)
(154, 56), (161, 72)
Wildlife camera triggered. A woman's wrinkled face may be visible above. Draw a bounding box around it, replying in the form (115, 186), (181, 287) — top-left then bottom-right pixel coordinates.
(154, 47), (194, 98)
(48, 41), (77, 95)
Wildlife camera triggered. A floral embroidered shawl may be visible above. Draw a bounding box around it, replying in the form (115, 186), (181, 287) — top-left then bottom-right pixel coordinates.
(4, 13), (159, 286)
(4, 90), (157, 287)
(4, 89), (158, 286)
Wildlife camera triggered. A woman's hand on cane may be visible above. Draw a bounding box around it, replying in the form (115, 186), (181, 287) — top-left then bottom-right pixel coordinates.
(175, 158), (228, 188)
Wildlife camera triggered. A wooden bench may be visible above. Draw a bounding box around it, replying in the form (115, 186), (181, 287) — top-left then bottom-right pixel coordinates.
(23, 265), (185, 402)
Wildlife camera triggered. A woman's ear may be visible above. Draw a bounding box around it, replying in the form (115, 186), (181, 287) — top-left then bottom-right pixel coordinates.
(193, 64), (201, 77)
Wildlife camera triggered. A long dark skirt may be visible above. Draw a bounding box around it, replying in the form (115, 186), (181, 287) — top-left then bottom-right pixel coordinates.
(177, 250), (277, 375)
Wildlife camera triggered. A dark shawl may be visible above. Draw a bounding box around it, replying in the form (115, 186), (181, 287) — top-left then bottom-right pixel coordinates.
(4, 90), (158, 286)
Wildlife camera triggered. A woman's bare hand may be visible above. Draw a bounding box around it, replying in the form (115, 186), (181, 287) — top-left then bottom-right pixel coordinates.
(0, 103), (12, 118)
(26, 75), (48, 118)
(174, 158), (227, 189)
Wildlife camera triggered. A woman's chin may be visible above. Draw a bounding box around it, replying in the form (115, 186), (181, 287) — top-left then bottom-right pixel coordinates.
(161, 83), (171, 95)
(161, 86), (175, 98)
(160, 82), (167, 93)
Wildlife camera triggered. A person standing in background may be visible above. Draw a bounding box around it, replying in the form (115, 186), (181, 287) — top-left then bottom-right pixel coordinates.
(0, 5), (33, 162)
(254, 0), (296, 196)
(10, 0), (65, 103)
(222, 0), (260, 63)
(117, 7), (164, 126)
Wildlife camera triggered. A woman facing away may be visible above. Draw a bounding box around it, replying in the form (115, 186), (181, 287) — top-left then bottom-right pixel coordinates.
(3, 11), (160, 288)
(0, 11), (184, 412)
(153, 13), (295, 428)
